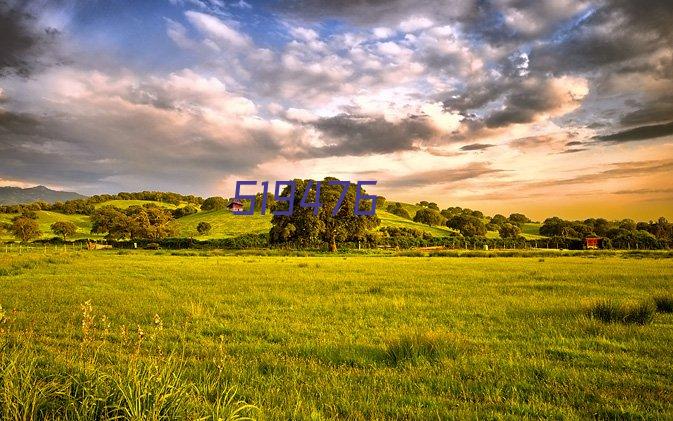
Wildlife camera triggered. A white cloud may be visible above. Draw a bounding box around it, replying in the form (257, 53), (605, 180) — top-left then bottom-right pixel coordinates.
(372, 27), (395, 39)
(399, 16), (434, 33)
(286, 107), (319, 123)
(185, 11), (251, 48)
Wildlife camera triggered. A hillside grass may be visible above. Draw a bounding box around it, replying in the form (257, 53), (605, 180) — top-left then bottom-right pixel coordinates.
(0, 211), (102, 241)
(175, 209), (272, 239)
(0, 252), (671, 418)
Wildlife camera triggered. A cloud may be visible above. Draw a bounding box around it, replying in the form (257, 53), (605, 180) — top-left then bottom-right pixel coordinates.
(0, 68), (296, 194)
(484, 76), (588, 128)
(399, 16), (434, 33)
(0, 1), (59, 77)
(386, 162), (502, 188)
(308, 114), (437, 157)
(594, 121), (673, 143)
(185, 10), (251, 49)
(528, 159), (673, 188)
(460, 143), (495, 151)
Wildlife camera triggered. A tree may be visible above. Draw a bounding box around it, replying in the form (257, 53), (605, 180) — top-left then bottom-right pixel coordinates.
(51, 221), (77, 241)
(377, 196), (387, 211)
(254, 192), (276, 212)
(491, 214), (508, 226)
(386, 202), (411, 219)
(508, 213), (530, 225)
(10, 216), (41, 242)
(499, 223), (521, 239)
(269, 178), (380, 252)
(90, 205), (176, 240)
(427, 202), (439, 210)
(172, 205), (198, 219)
(197, 221), (212, 235)
(413, 208), (445, 226)
(446, 214), (487, 237)
(201, 196), (228, 211)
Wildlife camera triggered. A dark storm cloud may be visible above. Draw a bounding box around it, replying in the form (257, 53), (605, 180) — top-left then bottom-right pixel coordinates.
(594, 121), (673, 143)
(483, 77), (575, 128)
(460, 143), (494, 151)
(529, 0), (673, 75)
(386, 162), (502, 188)
(619, 96), (673, 126)
(565, 141), (583, 146)
(0, 0), (58, 77)
(0, 106), (283, 193)
(308, 114), (437, 157)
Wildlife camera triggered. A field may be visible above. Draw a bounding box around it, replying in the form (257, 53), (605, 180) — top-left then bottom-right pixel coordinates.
(1, 251), (672, 419)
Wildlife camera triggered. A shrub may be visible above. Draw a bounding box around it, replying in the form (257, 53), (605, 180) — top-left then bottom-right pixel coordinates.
(587, 299), (656, 325)
(653, 295), (673, 313)
(197, 221), (212, 235)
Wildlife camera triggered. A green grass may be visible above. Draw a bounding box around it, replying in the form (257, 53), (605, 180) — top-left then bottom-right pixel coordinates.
(0, 211), (102, 241)
(521, 223), (545, 239)
(174, 209), (272, 239)
(377, 210), (457, 237)
(0, 251), (672, 418)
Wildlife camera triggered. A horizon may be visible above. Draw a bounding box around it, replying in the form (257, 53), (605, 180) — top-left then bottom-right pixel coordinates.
(1, 0), (672, 221)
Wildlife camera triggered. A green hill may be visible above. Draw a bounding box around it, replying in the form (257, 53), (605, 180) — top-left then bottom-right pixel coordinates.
(0, 211), (102, 241)
(0, 185), (86, 205)
(174, 209), (271, 239)
(2, 199), (544, 242)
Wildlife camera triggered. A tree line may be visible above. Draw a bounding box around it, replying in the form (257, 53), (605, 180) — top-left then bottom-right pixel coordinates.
(0, 191), (204, 216)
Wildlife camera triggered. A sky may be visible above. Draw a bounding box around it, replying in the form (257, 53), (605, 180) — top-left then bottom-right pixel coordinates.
(1, 0), (672, 220)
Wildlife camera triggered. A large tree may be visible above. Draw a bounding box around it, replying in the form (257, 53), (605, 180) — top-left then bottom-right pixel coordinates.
(201, 196), (228, 211)
(51, 221), (77, 241)
(413, 208), (445, 226)
(10, 216), (41, 242)
(499, 222), (521, 239)
(447, 214), (487, 237)
(269, 178), (379, 251)
(90, 205), (176, 240)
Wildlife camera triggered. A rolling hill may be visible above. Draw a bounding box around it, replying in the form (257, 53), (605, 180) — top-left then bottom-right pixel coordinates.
(0, 185), (86, 205)
(1, 198), (544, 241)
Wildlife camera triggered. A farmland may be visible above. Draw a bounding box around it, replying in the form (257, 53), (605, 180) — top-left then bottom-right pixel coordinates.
(1, 250), (672, 418)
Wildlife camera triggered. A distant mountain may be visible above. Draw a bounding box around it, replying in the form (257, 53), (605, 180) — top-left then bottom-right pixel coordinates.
(0, 185), (87, 205)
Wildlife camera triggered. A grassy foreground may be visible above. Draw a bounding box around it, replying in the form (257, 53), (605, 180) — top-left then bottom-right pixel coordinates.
(1, 251), (672, 419)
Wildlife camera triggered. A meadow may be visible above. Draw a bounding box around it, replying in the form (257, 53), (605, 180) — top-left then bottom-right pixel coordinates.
(1, 250), (672, 419)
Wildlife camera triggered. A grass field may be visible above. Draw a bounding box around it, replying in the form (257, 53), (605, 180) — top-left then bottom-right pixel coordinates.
(1, 251), (671, 418)
(0, 211), (103, 241)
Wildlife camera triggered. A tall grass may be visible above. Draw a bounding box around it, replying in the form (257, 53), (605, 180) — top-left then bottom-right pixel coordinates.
(587, 300), (656, 325)
(653, 295), (673, 313)
(0, 347), (258, 420)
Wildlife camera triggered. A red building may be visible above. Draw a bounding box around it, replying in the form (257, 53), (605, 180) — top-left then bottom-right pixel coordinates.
(227, 200), (243, 212)
(584, 237), (601, 249)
